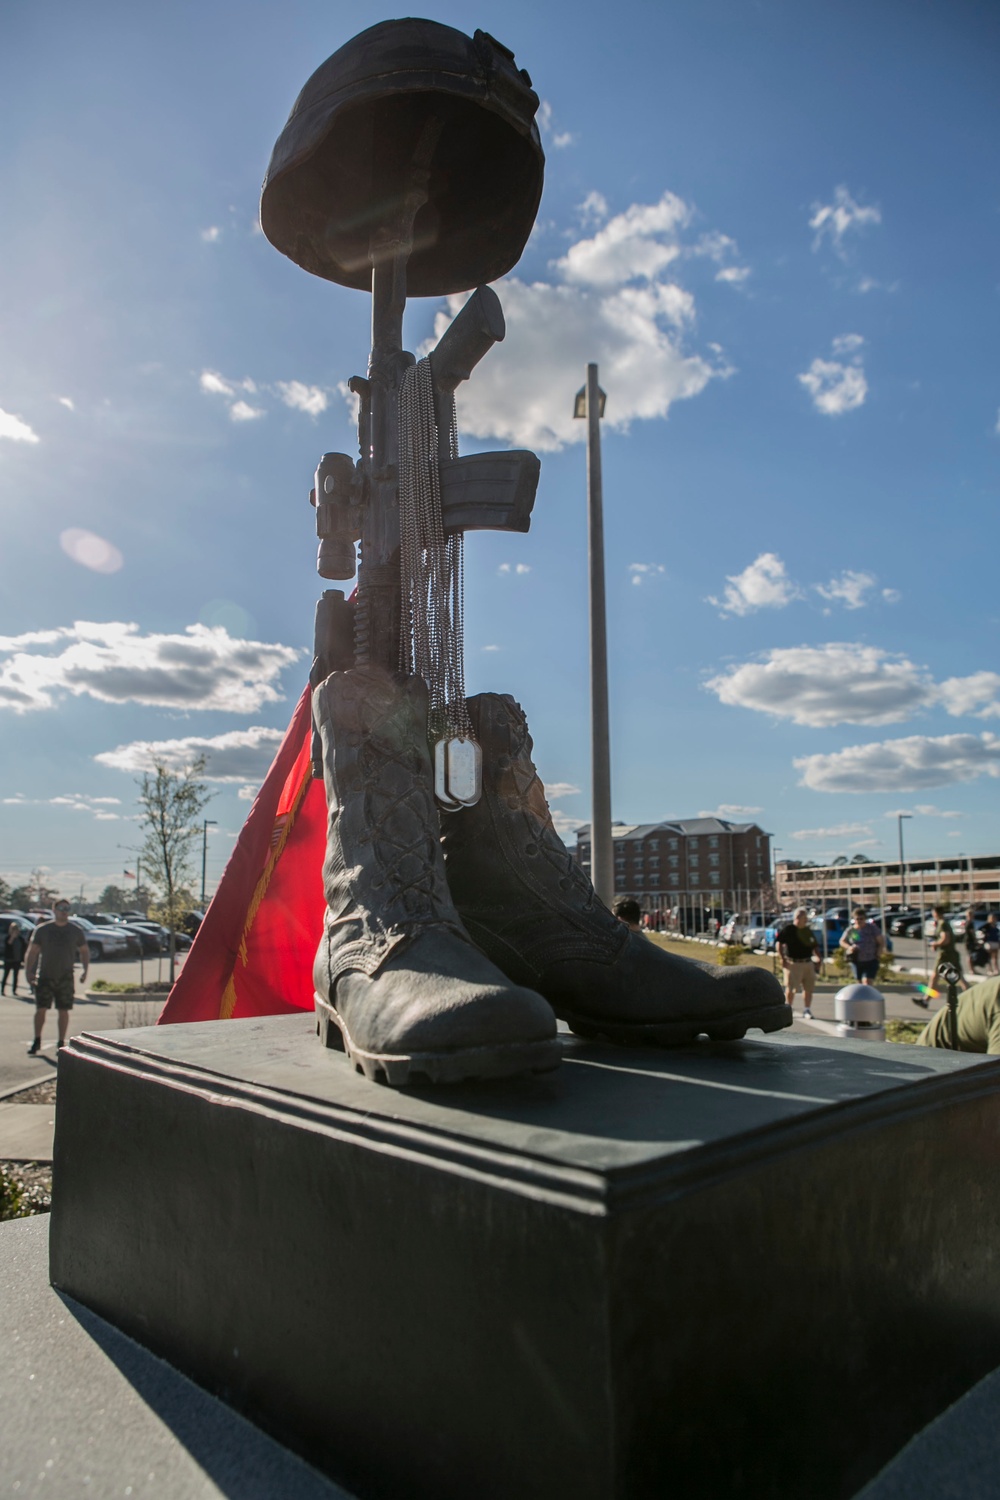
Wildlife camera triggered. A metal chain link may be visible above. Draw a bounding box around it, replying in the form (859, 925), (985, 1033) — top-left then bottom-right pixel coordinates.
(398, 358), (472, 745)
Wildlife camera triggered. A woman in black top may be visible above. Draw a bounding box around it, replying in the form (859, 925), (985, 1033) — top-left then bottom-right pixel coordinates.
(2, 921), (27, 995)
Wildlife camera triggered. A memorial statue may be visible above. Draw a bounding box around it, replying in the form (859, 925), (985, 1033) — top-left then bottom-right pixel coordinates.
(260, 18), (790, 1086)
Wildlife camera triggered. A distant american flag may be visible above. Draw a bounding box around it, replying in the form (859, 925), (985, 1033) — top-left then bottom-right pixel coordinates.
(124, 869), (135, 879)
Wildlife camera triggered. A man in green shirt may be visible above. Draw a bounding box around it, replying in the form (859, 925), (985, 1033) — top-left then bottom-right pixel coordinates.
(777, 908), (821, 1019)
(24, 900), (90, 1055)
(917, 974), (1000, 1055)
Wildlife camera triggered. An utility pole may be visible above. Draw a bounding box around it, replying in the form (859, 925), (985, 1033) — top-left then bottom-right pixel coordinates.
(574, 365), (611, 905)
(200, 820), (218, 908)
(898, 813), (912, 907)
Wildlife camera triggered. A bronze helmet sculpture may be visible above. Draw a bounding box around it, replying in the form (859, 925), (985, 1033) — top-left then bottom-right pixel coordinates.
(260, 19), (545, 295)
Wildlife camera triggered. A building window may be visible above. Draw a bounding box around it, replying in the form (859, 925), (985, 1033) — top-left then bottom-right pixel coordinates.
(709, 873), (720, 886)
(648, 856), (660, 868)
(709, 836), (719, 849)
(635, 876), (644, 887)
(669, 855), (678, 868)
(668, 839), (678, 851)
(689, 838), (699, 849)
(649, 839), (659, 851)
(669, 873), (679, 886)
(709, 853), (719, 866)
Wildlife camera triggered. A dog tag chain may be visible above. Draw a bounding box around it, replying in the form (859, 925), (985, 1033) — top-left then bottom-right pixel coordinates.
(399, 357), (481, 807)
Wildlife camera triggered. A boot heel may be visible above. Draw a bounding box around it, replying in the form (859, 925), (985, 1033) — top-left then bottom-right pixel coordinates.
(315, 997), (346, 1052)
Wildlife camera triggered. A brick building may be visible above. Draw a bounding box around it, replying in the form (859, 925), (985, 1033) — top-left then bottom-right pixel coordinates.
(573, 817), (773, 916)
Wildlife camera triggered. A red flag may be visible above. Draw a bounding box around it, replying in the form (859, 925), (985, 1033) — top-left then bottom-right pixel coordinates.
(159, 684), (328, 1024)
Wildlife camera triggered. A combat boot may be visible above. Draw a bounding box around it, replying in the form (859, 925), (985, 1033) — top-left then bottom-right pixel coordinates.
(312, 667), (560, 1085)
(441, 694), (791, 1046)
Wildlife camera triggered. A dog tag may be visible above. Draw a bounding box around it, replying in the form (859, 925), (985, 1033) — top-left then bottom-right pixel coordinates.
(445, 736), (481, 806)
(433, 739), (462, 809)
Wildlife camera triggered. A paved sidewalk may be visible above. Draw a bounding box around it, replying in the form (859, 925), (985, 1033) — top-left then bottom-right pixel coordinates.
(0, 1216), (353, 1499)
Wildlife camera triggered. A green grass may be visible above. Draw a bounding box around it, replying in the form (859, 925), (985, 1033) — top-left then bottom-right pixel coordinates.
(885, 1019), (927, 1045)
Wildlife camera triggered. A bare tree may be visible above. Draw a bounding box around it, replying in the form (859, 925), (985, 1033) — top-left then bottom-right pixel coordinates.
(137, 757), (211, 983)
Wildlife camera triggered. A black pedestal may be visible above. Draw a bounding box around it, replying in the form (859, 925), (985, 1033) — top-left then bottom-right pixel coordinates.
(50, 1017), (1000, 1500)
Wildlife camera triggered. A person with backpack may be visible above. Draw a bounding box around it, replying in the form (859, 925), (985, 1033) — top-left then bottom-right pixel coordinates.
(840, 906), (885, 984)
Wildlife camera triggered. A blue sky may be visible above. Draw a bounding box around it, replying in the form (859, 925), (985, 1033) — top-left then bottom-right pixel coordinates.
(1, 0), (998, 903)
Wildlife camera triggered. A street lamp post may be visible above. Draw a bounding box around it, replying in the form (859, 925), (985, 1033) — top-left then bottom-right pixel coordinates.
(574, 365), (611, 906)
(898, 813), (912, 907)
(200, 820), (218, 908)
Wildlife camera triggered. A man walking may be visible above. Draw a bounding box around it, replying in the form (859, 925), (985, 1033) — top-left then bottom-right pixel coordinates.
(777, 908), (821, 1019)
(24, 900), (89, 1054)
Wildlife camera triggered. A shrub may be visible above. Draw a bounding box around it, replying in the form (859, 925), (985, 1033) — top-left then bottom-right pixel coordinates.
(717, 944), (745, 967)
(0, 1168), (25, 1220)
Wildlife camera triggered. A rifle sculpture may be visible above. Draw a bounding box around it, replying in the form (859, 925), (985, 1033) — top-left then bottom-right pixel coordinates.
(260, 18), (789, 1086)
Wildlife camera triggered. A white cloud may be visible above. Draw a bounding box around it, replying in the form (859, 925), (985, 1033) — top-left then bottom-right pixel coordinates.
(706, 643), (933, 727)
(937, 672), (1000, 719)
(550, 808), (583, 839)
(537, 100), (574, 150)
(698, 804), (763, 818)
(58, 396), (75, 411)
(790, 822), (875, 841)
(237, 784), (258, 801)
(543, 782), (581, 800)
(497, 562), (531, 576)
(715, 266), (751, 286)
(809, 186), (882, 257)
(481, 644), (501, 652)
(556, 193), (689, 288)
(814, 570), (877, 610)
(0, 622), (300, 715)
(96, 725), (284, 780)
(2, 792), (122, 821)
(0, 407), (40, 444)
(708, 552), (802, 616)
(796, 733), (1000, 793)
(434, 190), (731, 452)
(200, 371), (235, 397)
(60, 529), (124, 575)
(629, 563), (666, 586)
(798, 334), (868, 416)
(200, 369), (329, 425)
(201, 226), (222, 243)
(884, 805), (962, 820)
(577, 191), (608, 227)
(277, 381), (328, 418)
(229, 400), (265, 423)
(707, 643), (1000, 728)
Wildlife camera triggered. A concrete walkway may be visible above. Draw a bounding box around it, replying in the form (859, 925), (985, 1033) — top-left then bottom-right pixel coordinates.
(0, 1215), (354, 1499)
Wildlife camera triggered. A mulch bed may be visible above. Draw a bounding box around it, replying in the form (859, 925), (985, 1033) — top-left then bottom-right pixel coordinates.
(0, 1161), (52, 1217)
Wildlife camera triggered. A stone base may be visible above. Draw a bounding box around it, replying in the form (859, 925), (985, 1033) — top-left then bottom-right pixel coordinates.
(50, 1016), (1000, 1500)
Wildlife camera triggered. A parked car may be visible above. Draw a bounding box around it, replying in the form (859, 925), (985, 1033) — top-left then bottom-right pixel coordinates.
(127, 921), (194, 953)
(71, 917), (138, 961)
(0, 912), (35, 943)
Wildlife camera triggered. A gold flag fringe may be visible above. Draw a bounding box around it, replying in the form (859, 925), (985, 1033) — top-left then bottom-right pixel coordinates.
(218, 767), (313, 1020)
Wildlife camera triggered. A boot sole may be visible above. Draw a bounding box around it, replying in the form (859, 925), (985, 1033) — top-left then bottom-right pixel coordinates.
(558, 1002), (794, 1047)
(315, 996), (562, 1087)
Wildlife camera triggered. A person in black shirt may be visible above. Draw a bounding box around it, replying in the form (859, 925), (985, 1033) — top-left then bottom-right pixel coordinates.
(778, 908), (820, 1019)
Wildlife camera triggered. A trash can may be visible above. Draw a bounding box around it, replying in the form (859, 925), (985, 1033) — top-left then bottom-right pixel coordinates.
(834, 983), (885, 1043)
